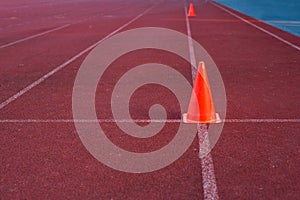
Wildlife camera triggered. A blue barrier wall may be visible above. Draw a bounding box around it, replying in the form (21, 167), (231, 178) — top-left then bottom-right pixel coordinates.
(214, 0), (300, 37)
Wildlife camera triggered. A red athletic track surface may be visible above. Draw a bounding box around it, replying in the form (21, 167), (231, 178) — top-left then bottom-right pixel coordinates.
(1, 0), (299, 199)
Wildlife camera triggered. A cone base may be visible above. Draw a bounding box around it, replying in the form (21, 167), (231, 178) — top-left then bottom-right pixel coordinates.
(182, 113), (222, 124)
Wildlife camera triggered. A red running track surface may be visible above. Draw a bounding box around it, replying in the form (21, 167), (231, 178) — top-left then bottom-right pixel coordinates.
(0, 0), (299, 199)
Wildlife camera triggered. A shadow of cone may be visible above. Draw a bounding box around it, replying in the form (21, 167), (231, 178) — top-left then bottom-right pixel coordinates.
(188, 3), (196, 17)
(183, 62), (221, 124)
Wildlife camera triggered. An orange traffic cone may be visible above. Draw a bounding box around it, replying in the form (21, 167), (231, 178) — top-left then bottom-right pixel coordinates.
(188, 3), (196, 17)
(183, 62), (221, 124)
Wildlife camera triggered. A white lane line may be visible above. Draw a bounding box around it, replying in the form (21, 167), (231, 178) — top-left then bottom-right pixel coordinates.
(0, 3), (129, 48)
(0, 5), (155, 110)
(0, 24), (70, 49)
(184, 1), (220, 200)
(184, 3), (197, 78)
(211, 2), (300, 51)
(197, 124), (219, 200)
(0, 118), (299, 123)
(224, 119), (300, 123)
(0, 119), (182, 123)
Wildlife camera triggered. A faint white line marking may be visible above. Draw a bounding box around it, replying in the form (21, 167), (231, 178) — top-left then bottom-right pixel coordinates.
(211, 2), (300, 51)
(0, 119), (300, 123)
(0, 119), (299, 123)
(0, 24), (70, 49)
(0, 3), (130, 47)
(184, 1), (220, 199)
(0, 119), (181, 123)
(224, 119), (300, 123)
(266, 20), (300, 24)
(0, 5), (155, 110)
(282, 24), (300, 27)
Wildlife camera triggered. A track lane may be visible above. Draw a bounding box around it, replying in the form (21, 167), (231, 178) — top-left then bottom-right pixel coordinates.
(0, 0), (129, 36)
(1, 0), (205, 199)
(1, 0), (299, 199)
(188, 1), (300, 199)
(0, 0), (154, 103)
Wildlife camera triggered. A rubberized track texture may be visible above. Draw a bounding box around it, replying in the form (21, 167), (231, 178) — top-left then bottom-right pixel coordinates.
(1, 0), (299, 199)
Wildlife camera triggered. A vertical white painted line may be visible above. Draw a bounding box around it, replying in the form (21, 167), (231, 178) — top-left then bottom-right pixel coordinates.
(184, 5), (198, 79)
(197, 124), (219, 200)
(184, 2), (219, 199)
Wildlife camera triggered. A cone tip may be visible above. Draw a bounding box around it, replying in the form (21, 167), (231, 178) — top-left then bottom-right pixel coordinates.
(199, 61), (205, 69)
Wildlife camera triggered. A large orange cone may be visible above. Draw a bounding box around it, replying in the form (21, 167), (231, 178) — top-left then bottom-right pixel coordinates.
(188, 3), (196, 17)
(183, 62), (221, 124)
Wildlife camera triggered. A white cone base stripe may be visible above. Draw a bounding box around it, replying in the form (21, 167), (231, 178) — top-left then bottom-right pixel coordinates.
(182, 113), (221, 124)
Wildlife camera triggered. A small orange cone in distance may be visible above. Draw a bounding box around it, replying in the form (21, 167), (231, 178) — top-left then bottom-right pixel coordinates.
(183, 62), (221, 124)
(188, 3), (196, 17)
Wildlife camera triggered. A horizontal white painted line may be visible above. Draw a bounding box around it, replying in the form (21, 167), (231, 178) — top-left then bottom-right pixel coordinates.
(0, 24), (70, 49)
(0, 119), (299, 123)
(224, 119), (300, 123)
(0, 119), (181, 123)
